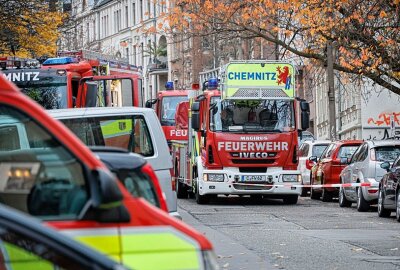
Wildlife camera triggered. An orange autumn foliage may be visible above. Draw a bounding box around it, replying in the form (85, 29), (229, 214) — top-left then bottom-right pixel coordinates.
(165, 0), (400, 95)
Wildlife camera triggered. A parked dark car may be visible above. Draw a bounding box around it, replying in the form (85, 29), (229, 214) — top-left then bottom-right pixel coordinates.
(377, 155), (400, 221)
(90, 146), (169, 212)
(0, 204), (127, 269)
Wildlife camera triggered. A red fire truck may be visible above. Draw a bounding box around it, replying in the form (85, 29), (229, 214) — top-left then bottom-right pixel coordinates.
(172, 61), (310, 204)
(1, 51), (143, 109)
(146, 81), (192, 146)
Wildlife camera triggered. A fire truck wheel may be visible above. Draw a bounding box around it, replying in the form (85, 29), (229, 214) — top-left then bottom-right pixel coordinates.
(282, 195), (298, 205)
(195, 185), (210, 204)
(176, 179), (188, 199)
(300, 187), (309, 197)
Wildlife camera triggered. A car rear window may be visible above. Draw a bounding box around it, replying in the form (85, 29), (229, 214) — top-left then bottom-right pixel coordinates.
(114, 167), (160, 208)
(61, 115), (154, 157)
(338, 145), (359, 159)
(312, 144), (329, 158)
(373, 146), (400, 162)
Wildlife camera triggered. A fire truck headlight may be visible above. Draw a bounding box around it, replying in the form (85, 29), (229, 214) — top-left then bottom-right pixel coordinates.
(282, 174), (300, 182)
(202, 250), (219, 270)
(203, 173), (224, 182)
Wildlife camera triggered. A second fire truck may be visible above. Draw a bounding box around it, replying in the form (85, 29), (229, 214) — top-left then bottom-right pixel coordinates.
(172, 61), (310, 204)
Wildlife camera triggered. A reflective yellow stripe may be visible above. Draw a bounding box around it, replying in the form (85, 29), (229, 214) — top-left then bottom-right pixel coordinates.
(63, 226), (203, 270)
(100, 119), (132, 138)
(2, 243), (54, 270)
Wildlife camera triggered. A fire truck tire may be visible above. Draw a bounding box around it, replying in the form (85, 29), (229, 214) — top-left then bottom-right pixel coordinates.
(282, 195), (298, 205)
(300, 187), (309, 197)
(195, 190), (210, 204)
(310, 187), (320, 200)
(176, 180), (188, 199)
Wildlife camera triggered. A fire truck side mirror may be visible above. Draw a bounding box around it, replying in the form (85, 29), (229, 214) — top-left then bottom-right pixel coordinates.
(301, 111), (310, 130)
(191, 101), (200, 131)
(300, 101), (310, 112)
(145, 99), (158, 108)
(91, 169), (131, 223)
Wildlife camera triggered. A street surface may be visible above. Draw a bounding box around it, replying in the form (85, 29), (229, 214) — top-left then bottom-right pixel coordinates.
(179, 196), (400, 270)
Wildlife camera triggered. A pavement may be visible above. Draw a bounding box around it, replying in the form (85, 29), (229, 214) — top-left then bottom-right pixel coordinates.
(179, 205), (272, 270)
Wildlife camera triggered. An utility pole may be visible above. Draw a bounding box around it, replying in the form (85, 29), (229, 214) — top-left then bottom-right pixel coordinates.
(326, 41), (336, 140)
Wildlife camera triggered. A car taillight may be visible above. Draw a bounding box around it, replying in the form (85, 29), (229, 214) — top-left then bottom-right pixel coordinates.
(306, 159), (315, 170)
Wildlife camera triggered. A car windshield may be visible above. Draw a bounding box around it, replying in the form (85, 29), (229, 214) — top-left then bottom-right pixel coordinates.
(160, 96), (188, 126)
(312, 144), (329, 158)
(338, 145), (359, 158)
(374, 146), (400, 162)
(210, 99), (295, 133)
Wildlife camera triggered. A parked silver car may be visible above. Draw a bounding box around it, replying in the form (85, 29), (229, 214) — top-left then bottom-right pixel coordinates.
(48, 107), (181, 219)
(339, 140), (400, 211)
(298, 140), (330, 196)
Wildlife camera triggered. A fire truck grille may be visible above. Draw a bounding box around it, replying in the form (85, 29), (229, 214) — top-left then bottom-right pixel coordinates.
(231, 159), (275, 165)
(232, 88), (288, 98)
(233, 183), (273, 190)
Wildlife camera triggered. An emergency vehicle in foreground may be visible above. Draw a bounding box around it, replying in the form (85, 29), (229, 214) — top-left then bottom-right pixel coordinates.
(0, 75), (218, 270)
(172, 61), (310, 204)
(1, 51), (143, 109)
(146, 81), (191, 146)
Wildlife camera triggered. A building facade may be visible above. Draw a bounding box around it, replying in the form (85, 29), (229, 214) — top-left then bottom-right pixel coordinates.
(59, 0), (169, 100)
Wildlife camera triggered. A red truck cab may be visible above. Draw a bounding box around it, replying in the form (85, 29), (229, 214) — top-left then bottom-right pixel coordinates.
(146, 81), (190, 146)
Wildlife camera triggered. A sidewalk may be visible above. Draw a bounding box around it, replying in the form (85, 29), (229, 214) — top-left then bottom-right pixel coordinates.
(179, 207), (272, 270)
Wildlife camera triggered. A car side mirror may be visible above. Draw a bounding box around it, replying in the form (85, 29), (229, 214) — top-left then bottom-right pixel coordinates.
(309, 156), (318, 163)
(340, 157), (349, 165)
(380, 161), (391, 172)
(91, 169), (130, 223)
(145, 99), (157, 108)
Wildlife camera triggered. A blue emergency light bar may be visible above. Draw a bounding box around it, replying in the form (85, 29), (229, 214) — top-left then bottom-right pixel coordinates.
(42, 57), (78, 66)
(165, 81), (174, 90)
(207, 78), (218, 90)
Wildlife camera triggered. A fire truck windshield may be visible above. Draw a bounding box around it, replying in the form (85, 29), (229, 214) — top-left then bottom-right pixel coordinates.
(160, 96), (188, 126)
(210, 99), (295, 133)
(3, 70), (68, 109)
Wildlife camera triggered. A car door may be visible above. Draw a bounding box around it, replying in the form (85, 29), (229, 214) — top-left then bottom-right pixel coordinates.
(298, 143), (310, 180)
(352, 143), (369, 183)
(314, 143), (334, 186)
(384, 157), (400, 205)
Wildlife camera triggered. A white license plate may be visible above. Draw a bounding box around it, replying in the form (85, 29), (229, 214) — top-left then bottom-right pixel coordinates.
(241, 175), (266, 182)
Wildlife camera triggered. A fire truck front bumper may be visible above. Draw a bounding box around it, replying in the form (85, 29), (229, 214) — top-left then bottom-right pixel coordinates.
(198, 168), (302, 196)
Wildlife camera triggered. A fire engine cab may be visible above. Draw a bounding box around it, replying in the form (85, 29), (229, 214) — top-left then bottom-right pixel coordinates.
(172, 61), (310, 204)
(146, 81), (192, 146)
(1, 51), (143, 109)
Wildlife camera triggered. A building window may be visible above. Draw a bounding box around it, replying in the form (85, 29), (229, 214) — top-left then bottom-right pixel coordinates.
(132, 3), (136, 25)
(141, 42), (144, 66)
(125, 6), (129, 28)
(147, 0), (151, 18)
(139, 0), (143, 21)
(133, 46), (137, 65)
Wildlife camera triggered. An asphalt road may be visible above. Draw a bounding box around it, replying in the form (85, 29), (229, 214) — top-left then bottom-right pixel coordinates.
(178, 195), (400, 270)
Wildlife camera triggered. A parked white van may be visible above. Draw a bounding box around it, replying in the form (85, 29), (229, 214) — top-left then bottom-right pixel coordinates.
(48, 107), (180, 219)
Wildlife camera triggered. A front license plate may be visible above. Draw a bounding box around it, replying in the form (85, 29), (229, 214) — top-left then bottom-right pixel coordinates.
(241, 175), (266, 182)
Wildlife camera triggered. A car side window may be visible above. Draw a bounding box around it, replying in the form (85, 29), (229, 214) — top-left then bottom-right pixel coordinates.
(0, 106), (88, 220)
(0, 225), (82, 269)
(350, 145), (363, 163)
(299, 143), (309, 157)
(61, 115), (154, 157)
(321, 143), (335, 159)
